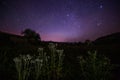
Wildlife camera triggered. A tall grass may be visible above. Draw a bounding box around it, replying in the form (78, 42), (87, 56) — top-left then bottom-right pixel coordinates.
(78, 51), (113, 80)
(13, 43), (65, 80)
(13, 54), (32, 80)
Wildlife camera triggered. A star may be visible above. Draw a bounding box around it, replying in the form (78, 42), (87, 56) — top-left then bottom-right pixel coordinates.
(97, 22), (102, 26)
(66, 14), (70, 17)
(99, 5), (103, 9)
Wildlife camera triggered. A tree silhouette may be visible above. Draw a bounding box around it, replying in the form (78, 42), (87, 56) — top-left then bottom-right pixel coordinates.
(22, 28), (41, 42)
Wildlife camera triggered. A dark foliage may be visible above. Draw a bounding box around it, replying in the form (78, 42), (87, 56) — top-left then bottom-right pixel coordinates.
(0, 31), (120, 80)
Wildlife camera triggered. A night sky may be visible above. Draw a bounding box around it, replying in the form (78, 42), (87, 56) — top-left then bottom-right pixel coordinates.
(0, 0), (120, 42)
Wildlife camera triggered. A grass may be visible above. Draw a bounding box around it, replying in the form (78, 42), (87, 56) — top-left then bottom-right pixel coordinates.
(0, 42), (119, 80)
(78, 51), (113, 80)
(13, 43), (65, 80)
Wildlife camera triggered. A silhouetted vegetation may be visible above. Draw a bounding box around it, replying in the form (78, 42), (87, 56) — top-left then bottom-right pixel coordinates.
(0, 31), (120, 80)
(22, 28), (41, 44)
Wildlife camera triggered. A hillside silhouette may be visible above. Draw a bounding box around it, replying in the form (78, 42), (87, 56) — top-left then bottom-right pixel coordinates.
(94, 32), (120, 44)
(0, 31), (120, 45)
(0, 31), (27, 45)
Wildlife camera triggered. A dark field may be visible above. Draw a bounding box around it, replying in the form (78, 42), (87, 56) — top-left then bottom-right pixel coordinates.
(0, 41), (120, 80)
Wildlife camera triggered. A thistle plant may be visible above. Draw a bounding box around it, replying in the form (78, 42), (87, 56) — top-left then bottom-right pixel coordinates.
(13, 54), (32, 80)
(13, 43), (65, 80)
(48, 43), (64, 80)
(22, 55), (32, 80)
(56, 49), (64, 78)
(48, 43), (56, 69)
(78, 51), (113, 80)
(13, 57), (22, 80)
(34, 58), (43, 80)
(34, 48), (48, 80)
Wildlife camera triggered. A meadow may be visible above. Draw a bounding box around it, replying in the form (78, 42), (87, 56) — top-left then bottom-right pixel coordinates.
(0, 41), (120, 80)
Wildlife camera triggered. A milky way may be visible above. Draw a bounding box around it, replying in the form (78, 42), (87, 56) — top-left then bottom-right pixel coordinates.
(0, 0), (120, 42)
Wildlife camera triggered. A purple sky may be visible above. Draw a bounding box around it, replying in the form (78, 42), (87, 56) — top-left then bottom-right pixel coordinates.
(0, 0), (120, 42)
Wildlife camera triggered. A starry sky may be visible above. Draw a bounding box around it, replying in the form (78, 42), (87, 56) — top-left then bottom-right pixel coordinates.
(0, 0), (120, 42)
